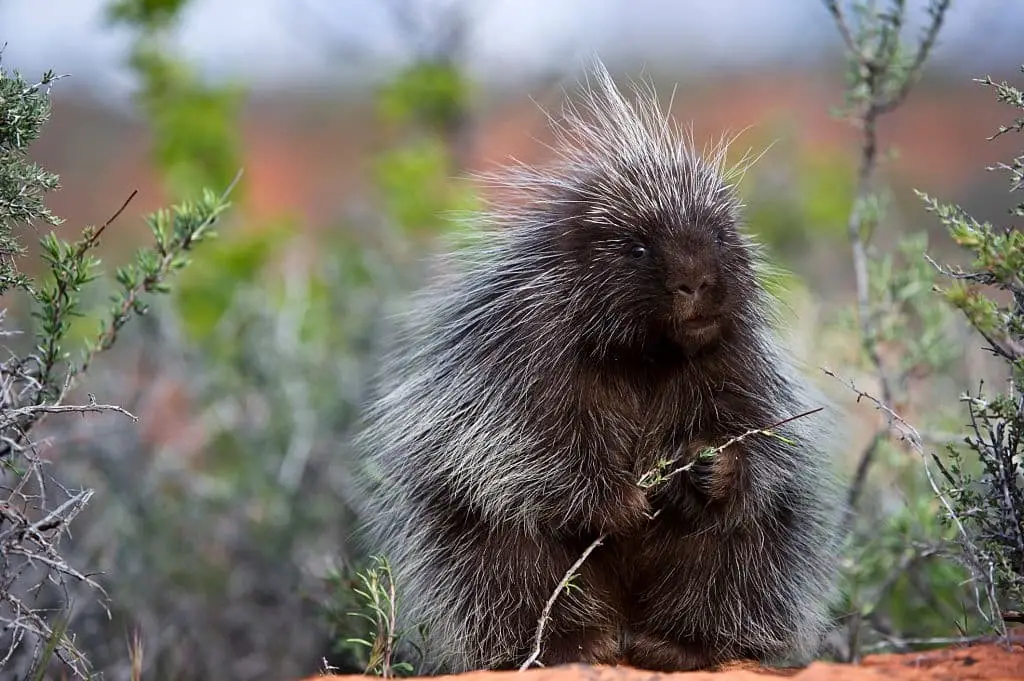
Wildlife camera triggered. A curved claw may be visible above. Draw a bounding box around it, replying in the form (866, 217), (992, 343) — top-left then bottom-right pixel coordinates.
(687, 455), (717, 496)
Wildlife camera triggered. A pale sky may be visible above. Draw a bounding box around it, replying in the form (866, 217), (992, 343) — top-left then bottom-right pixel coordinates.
(1, 0), (1021, 99)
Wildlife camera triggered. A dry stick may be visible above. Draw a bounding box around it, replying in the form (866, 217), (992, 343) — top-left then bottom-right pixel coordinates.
(518, 536), (606, 672)
(518, 406), (825, 671)
(383, 563), (399, 679)
(0, 399), (138, 430)
(859, 632), (1014, 655)
(91, 189), (138, 246)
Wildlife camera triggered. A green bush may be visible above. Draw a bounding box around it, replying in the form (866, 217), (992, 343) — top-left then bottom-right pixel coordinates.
(0, 54), (231, 679)
(819, 0), (1001, 660)
(921, 66), (1024, 618)
(0, 3), (481, 679)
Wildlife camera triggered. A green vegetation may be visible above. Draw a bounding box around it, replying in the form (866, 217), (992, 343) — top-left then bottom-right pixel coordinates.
(0, 54), (233, 679)
(922, 66), (1024, 617)
(822, 0), (1021, 661)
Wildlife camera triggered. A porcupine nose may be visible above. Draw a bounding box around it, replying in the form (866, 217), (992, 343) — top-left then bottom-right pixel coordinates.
(669, 261), (713, 302)
(675, 275), (710, 299)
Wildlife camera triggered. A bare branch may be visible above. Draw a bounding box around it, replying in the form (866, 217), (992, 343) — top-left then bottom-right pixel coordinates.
(846, 428), (888, 513)
(860, 632), (1012, 654)
(518, 536), (605, 672)
(822, 0), (869, 66)
(87, 189), (138, 251)
(0, 398), (137, 432)
(877, 0), (952, 114)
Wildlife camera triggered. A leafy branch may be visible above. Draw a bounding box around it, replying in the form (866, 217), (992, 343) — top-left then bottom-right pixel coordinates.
(917, 65), (1024, 617)
(822, 0), (952, 516)
(1, 56), (238, 676)
(822, 366), (1005, 634)
(330, 556), (421, 678)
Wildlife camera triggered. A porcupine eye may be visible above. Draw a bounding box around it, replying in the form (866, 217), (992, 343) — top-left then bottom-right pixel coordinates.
(628, 243), (648, 259)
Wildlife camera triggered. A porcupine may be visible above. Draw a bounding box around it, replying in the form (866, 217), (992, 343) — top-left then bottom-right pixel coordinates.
(353, 59), (843, 674)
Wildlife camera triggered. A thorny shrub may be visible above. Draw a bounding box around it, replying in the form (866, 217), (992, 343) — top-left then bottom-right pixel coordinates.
(922, 65), (1024, 618)
(0, 56), (232, 679)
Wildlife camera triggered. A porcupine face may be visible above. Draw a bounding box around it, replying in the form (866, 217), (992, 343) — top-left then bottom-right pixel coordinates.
(557, 158), (757, 357)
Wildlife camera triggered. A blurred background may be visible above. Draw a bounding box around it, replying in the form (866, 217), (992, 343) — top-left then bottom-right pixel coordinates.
(2, 1), (1023, 680)
(5, 0), (1023, 257)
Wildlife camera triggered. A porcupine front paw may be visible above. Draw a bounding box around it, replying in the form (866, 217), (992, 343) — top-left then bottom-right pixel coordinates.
(687, 439), (742, 502)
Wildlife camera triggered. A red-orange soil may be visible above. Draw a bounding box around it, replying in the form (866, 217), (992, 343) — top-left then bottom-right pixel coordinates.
(304, 639), (1024, 681)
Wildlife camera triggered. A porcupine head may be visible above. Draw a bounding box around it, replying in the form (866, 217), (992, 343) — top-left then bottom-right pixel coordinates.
(473, 65), (777, 377)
